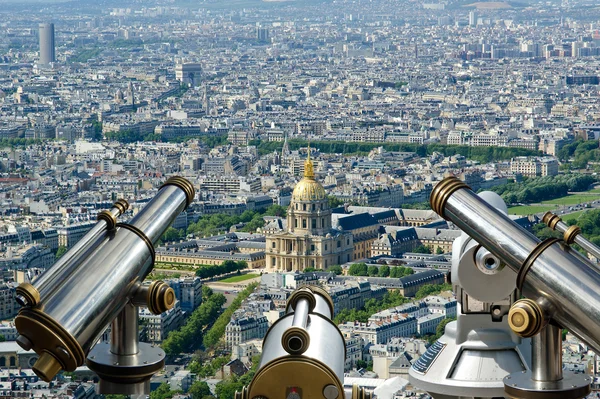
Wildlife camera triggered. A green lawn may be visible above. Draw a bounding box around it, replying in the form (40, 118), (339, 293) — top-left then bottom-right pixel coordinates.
(508, 205), (558, 215)
(562, 210), (589, 222)
(219, 274), (260, 283)
(540, 193), (600, 206)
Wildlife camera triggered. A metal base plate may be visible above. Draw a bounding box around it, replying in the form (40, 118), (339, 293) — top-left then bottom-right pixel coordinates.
(504, 370), (591, 399)
(87, 342), (165, 394)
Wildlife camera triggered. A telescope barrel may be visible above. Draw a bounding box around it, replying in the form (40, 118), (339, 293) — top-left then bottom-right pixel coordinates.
(15, 177), (195, 382)
(544, 211), (600, 261)
(238, 286), (346, 399)
(16, 199), (129, 308)
(431, 176), (600, 355)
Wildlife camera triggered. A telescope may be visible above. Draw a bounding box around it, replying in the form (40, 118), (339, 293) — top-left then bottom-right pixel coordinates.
(13, 176), (195, 394)
(236, 286), (371, 399)
(415, 176), (598, 399)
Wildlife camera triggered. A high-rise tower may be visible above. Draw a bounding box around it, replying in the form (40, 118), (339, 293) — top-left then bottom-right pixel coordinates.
(39, 23), (55, 65)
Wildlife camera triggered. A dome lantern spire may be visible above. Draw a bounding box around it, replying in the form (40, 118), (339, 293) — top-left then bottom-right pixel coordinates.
(304, 143), (314, 179)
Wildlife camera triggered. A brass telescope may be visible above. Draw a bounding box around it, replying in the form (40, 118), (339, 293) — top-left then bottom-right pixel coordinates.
(14, 176), (195, 392)
(236, 286), (371, 399)
(430, 176), (597, 399)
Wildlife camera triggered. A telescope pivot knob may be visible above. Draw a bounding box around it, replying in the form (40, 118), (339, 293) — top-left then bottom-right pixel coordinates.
(33, 352), (63, 383)
(508, 299), (545, 338)
(15, 282), (40, 307)
(147, 281), (176, 315)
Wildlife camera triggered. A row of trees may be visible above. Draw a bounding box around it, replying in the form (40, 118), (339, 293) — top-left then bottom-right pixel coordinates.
(104, 128), (229, 146)
(488, 174), (596, 204)
(348, 262), (415, 278)
(334, 283), (452, 324)
(161, 287), (226, 355)
(184, 205), (287, 238)
(557, 140), (600, 169)
(250, 139), (540, 161)
(202, 282), (259, 349)
(304, 265), (343, 274)
(194, 260), (248, 280)
(334, 290), (411, 324)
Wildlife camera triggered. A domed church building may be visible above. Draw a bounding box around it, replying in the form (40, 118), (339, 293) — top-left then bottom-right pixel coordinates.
(265, 153), (354, 272)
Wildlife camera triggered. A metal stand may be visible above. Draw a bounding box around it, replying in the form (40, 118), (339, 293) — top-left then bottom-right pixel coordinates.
(87, 303), (166, 394)
(504, 325), (591, 399)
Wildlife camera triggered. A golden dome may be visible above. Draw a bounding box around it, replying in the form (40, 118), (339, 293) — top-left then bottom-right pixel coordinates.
(291, 150), (327, 202)
(292, 177), (327, 202)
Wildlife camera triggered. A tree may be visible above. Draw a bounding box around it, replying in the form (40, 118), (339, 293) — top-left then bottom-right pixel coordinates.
(150, 383), (178, 399)
(304, 267), (317, 273)
(162, 227), (183, 242)
(436, 247), (444, 255)
(348, 263), (368, 276)
(202, 286), (213, 301)
(328, 195), (345, 208)
(414, 245), (432, 254)
(264, 205), (287, 217)
(415, 283), (453, 300)
(356, 359), (368, 369)
(327, 265), (343, 275)
(55, 246), (68, 260)
(367, 265), (379, 276)
(215, 379), (244, 399)
(377, 265), (390, 277)
(189, 381), (212, 399)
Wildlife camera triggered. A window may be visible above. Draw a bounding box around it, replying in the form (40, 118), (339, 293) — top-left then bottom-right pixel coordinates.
(322, 218), (325, 227)
(295, 219), (298, 228)
(303, 219), (307, 228)
(338, 255), (341, 264)
(347, 239), (350, 245)
(311, 244), (315, 251)
(325, 244), (328, 250)
(272, 258), (276, 266)
(303, 204), (307, 211)
(312, 219), (317, 229)
(312, 204), (316, 211)
(337, 241), (341, 248)
(272, 242), (276, 248)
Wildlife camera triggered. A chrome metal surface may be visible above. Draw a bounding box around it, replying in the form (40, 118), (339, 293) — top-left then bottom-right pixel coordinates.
(99, 380), (149, 395)
(504, 370), (590, 399)
(435, 181), (600, 354)
(38, 228), (152, 353)
(521, 243), (600, 354)
(443, 187), (539, 273)
(531, 325), (561, 382)
(259, 314), (346, 381)
(291, 298), (309, 330)
(26, 204), (126, 307)
(87, 342), (165, 395)
(313, 291), (333, 319)
(127, 185), (188, 243)
(110, 303), (138, 356)
(19, 180), (190, 373)
(323, 384), (339, 399)
(474, 246), (504, 275)
(553, 218), (600, 262)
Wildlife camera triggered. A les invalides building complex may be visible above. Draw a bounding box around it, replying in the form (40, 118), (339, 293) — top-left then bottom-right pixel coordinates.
(265, 153), (354, 271)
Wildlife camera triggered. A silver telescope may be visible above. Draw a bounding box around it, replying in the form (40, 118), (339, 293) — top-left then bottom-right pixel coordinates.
(14, 176), (195, 384)
(237, 286), (371, 399)
(16, 199), (129, 308)
(430, 176), (600, 355)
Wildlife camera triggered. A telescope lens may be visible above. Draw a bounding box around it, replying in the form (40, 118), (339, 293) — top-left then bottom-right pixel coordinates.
(485, 258), (496, 269)
(288, 336), (303, 352)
